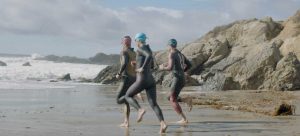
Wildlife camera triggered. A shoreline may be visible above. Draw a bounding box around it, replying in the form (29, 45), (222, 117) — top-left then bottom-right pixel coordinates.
(0, 82), (299, 135)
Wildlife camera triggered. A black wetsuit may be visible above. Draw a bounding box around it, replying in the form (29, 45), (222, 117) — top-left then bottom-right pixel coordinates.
(125, 44), (164, 121)
(116, 48), (136, 107)
(167, 50), (192, 113)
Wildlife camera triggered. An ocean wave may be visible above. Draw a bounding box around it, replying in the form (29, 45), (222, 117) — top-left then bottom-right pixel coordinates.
(0, 56), (106, 81)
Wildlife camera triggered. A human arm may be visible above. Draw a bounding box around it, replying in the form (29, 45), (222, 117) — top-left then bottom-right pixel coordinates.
(183, 55), (192, 72)
(116, 51), (129, 78)
(159, 53), (174, 71)
(136, 47), (152, 72)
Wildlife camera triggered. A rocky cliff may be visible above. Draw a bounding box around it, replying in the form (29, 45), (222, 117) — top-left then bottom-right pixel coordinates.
(95, 10), (300, 91)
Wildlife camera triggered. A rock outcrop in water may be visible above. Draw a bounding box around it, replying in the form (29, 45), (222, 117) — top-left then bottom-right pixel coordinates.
(0, 61), (7, 66)
(59, 73), (72, 81)
(95, 10), (300, 91)
(22, 62), (31, 66)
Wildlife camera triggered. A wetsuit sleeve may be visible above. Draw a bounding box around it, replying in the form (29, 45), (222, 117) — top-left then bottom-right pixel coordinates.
(183, 54), (192, 72)
(151, 58), (155, 69)
(163, 53), (174, 71)
(137, 47), (152, 70)
(118, 51), (129, 75)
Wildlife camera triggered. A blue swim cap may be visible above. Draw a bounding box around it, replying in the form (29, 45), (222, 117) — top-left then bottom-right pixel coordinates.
(168, 39), (177, 47)
(135, 33), (147, 43)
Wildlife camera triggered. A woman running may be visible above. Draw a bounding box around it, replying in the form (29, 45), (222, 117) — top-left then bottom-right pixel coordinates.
(116, 36), (137, 127)
(125, 33), (168, 133)
(159, 39), (192, 124)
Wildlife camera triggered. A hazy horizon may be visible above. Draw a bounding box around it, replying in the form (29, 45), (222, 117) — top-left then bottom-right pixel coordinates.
(0, 0), (299, 57)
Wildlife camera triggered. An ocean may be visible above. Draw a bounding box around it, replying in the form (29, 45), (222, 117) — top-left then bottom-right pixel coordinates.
(0, 55), (106, 82)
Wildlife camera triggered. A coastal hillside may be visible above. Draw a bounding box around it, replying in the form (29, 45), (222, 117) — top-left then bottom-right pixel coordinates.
(36, 55), (91, 64)
(95, 10), (300, 91)
(37, 53), (119, 65)
(89, 53), (119, 65)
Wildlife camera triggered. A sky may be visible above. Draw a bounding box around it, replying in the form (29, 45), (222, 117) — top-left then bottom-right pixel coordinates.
(0, 0), (299, 58)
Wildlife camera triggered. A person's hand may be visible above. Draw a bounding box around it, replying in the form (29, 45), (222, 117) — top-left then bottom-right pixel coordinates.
(136, 68), (144, 73)
(184, 72), (190, 80)
(115, 74), (121, 79)
(183, 64), (187, 69)
(159, 64), (164, 70)
(131, 61), (136, 66)
(184, 72), (190, 76)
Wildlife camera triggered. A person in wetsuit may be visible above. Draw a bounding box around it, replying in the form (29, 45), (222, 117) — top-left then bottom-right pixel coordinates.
(124, 33), (168, 133)
(116, 36), (137, 127)
(159, 39), (192, 124)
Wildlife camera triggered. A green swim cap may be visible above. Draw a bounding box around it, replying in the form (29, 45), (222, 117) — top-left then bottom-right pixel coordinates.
(168, 39), (177, 47)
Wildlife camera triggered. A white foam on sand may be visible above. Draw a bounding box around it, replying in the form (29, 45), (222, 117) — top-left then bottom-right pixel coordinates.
(0, 56), (106, 81)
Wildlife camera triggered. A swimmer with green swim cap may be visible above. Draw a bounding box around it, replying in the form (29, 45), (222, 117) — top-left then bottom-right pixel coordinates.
(159, 38), (193, 124)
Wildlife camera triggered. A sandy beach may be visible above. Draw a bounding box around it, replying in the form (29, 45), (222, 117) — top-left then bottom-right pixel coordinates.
(0, 0), (299, 136)
(0, 81), (298, 136)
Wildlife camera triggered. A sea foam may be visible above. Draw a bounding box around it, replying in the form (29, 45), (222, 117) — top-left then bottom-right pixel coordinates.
(0, 56), (106, 81)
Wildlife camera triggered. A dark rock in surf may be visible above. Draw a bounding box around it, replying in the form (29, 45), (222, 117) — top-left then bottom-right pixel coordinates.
(0, 61), (7, 66)
(59, 73), (72, 81)
(22, 62), (31, 66)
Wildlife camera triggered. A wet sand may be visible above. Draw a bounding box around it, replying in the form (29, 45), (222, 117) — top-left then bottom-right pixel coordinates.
(181, 90), (296, 116)
(0, 82), (299, 136)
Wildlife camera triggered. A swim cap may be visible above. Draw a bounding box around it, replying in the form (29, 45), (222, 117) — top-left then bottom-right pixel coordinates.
(168, 39), (177, 48)
(135, 33), (147, 43)
(122, 36), (131, 46)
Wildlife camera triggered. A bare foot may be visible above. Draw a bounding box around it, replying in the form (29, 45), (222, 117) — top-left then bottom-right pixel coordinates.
(186, 98), (193, 112)
(137, 109), (146, 123)
(176, 119), (188, 124)
(160, 123), (168, 134)
(119, 122), (129, 128)
(136, 93), (144, 102)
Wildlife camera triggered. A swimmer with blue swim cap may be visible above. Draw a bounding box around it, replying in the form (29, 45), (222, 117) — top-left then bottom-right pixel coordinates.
(125, 33), (168, 133)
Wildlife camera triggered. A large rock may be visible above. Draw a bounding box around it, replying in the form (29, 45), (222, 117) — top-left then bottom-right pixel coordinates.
(22, 62), (31, 66)
(95, 10), (300, 91)
(195, 72), (241, 91)
(0, 61), (7, 66)
(230, 43), (281, 89)
(59, 73), (72, 81)
(94, 65), (119, 84)
(161, 73), (200, 88)
(280, 36), (300, 60)
(197, 41), (282, 90)
(180, 39), (230, 74)
(261, 52), (300, 91)
(170, 17), (284, 90)
(278, 10), (300, 60)
(175, 17), (282, 75)
(198, 17), (283, 46)
(277, 10), (300, 39)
